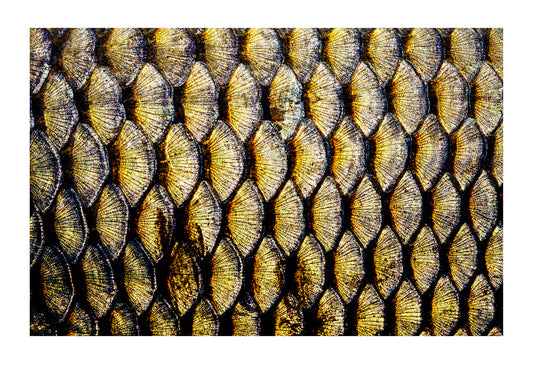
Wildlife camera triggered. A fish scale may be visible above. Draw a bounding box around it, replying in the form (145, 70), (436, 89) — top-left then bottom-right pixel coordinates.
(30, 27), (503, 336)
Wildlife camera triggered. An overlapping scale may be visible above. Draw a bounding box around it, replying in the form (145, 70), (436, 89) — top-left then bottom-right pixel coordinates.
(39, 72), (79, 151)
(448, 223), (478, 291)
(226, 63), (263, 143)
(167, 242), (203, 317)
(286, 28), (322, 84)
(60, 28), (97, 91)
(273, 180), (305, 257)
(274, 292), (304, 336)
(111, 120), (156, 207)
(159, 123), (201, 208)
(63, 122), (109, 208)
(78, 243), (117, 318)
(350, 174), (382, 248)
(372, 226), (403, 300)
(84, 66), (126, 145)
(146, 296), (180, 336)
(289, 118), (327, 199)
(356, 284), (385, 336)
(101, 28), (146, 87)
(492, 124), (503, 187)
(131, 63), (174, 144)
(294, 234), (326, 309)
(122, 240), (157, 316)
(136, 184), (176, 264)
(449, 28), (484, 83)
(332, 231), (365, 304)
(410, 225), (440, 294)
(200, 28), (239, 86)
(30, 305), (56, 335)
(468, 274), (495, 336)
(389, 170), (423, 244)
(412, 114), (449, 191)
(393, 280), (422, 336)
(311, 176), (343, 253)
(64, 302), (98, 336)
(192, 298), (219, 336)
(252, 235), (286, 313)
(30, 211), (44, 269)
(488, 28), (503, 79)
(52, 188), (88, 264)
(108, 300), (140, 336)
(469, 171), (498, 241)
(389, 60), (428, 134)
(29, 27), (503, 337)
(485, 225), (503, 290)
(370, 113), (409, 193)
(92, 183), (129, 260)
(241, 28), (283, 87)
(315, 288), (345, 336)
(452, 118), (486, 191)
(249, 120), (288, 202)
(403, 28), (444, 82)
(182, 61), (219, 142)
(305, 62), (345, 139)
(268, 64), (305, 140)
(30, 28), (52, 95)
(349, 62), (387, 137)
(39, 246), (74, 323)
(185, 181), (222, 258)
(472, 62), (503, 137)
(431, 60), (469, 135)
(431, 173), (461, 244)
(232, 294), (261, 336)
(331, 116), (366, 196)
(204, 120), (245, 203)
(148, 28), (195, 87)
(431, 275), (460, 336)
(209, 238), (243, 316)
(364, 28), (401, 85)
(323, 28), (361, 85)
(30, 129), (62, 213)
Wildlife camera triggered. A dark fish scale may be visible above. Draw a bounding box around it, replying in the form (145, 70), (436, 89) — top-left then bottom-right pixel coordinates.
(29, 27), (502, 336)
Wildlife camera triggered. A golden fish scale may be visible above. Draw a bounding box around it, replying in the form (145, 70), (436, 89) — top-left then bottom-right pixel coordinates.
(30, 28), (502, 336)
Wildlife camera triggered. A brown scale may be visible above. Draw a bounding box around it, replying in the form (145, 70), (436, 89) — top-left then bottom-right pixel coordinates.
(81, 66), (126, 146)
(240, 28), (283, 87)
(144, 295), (180, 335)
(128, 63), (175, 145)
(62, 301), (99, 336)
(30, 304), (56, 336)
(31, 71), (79, 152)
(30, 28), (52, 95)
(51, 188), (88, 264)
(59, 29), (98, 92)
(97, 28), (147, 88)
(146, 28), (196, 88)
(61, 122), (110, 208)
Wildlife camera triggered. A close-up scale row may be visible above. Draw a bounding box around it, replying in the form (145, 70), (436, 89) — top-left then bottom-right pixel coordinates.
(29, 27), (503, 336)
